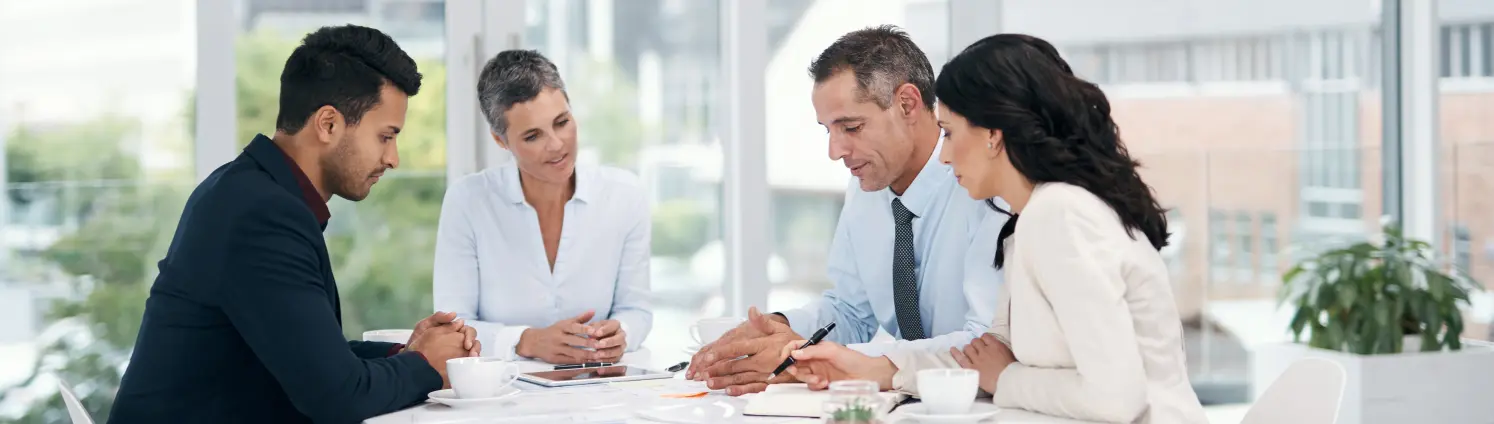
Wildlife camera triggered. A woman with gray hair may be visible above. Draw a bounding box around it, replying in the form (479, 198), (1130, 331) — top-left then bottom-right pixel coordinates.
(432, 49), (652, 364)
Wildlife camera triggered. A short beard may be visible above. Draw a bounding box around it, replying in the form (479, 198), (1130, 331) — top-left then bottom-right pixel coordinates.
(320, 135), (367, 201)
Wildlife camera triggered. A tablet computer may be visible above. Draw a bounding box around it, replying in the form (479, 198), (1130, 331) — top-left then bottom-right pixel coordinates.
(518, 365), (673, 387)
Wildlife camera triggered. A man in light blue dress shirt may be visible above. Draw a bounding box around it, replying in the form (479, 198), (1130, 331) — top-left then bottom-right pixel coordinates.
(688, 25), (1007, 396)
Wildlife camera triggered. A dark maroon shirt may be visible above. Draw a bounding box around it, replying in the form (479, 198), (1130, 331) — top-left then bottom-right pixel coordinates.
(277, 150), (331, 227)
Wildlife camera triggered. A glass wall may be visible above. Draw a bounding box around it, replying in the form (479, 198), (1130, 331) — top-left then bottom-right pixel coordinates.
(763, 0), (951, 314)
(1006, 0), (1383, 402)
(0, 0), (448, 420)
(522, 0), (727, 357)
(0, 0), (197, 421)
(1439, 2), (1494, 340)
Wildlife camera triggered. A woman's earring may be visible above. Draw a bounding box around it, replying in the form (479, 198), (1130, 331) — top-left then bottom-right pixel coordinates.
(987, 143), (994, 150)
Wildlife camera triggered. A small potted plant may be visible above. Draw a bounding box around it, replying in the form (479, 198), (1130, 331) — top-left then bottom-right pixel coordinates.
(821, 380), (887, 424)
(1281, 224), (1479, 353)
(825, 397), (883, 424)
(1251, 223), (1492, 423)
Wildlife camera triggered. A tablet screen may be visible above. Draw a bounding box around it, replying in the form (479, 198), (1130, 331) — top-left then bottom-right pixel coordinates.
(523, 365), (658, 383)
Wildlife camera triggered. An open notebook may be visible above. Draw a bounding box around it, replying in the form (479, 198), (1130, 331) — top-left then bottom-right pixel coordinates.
(743, 384), (909, 418)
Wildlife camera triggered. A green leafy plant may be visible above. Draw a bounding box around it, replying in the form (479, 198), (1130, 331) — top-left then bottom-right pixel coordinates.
(1280, 224), (1481, 355)
(827, 398), (881, 424)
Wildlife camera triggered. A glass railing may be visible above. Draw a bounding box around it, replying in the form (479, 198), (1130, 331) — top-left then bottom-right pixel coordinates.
(1445, 140), (1494, 342)
(1130, 142), (1494, 403)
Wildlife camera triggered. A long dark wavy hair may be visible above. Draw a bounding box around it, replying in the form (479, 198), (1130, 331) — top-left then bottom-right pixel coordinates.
(935, 34), (1169, 269)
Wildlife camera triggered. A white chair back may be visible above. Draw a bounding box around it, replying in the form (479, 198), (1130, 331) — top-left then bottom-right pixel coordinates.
(1242, 357), (1346, 424)
(57, 379), (95, 424)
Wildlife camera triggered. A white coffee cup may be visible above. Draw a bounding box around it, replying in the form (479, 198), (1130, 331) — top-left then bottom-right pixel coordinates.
(916, 368), (979, 414)
(690, 317), (746, 345)
(363, 329), (413, 344)
(446, 357), (520, 399)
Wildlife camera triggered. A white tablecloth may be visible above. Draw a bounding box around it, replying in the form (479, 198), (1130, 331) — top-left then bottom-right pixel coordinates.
(366, 348), (1093, 424)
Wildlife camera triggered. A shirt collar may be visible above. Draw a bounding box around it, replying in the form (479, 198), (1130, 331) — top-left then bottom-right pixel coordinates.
(495, 162), (593, 205)
(887, 139), (950, 218)
(270, 138), (332, 228)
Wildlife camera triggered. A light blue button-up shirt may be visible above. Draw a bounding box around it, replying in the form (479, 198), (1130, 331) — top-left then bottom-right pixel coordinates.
(779, 141), (1006, 357)
(432, 163), (653, 359)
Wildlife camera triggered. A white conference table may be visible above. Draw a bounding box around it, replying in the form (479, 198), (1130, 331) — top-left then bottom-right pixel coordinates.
(366, 348), (1095, 424)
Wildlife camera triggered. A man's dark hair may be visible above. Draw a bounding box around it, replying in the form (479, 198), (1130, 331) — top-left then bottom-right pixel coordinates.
(808, 25), (935, 111)
(275, 25), (422, 134)
(477, 49), (567, 137)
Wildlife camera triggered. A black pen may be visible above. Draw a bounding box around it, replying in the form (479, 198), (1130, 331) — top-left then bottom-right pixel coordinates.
(767, 322), (836, 380)
(554, 362), (614, 370)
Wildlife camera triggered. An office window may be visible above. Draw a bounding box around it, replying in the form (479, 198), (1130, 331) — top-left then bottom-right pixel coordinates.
(1441, 25), (1452, 77)
(1340, 203), (1361, 220)
(1369, 29), (1383, 85)
(1235, 212), (1254, 282)
(1454, 224), (1472, 273)
(1202, 35), (1288, 82)
(1210, 209), (1232, 283)
(527, 0), (728, 357)
(1151, 42), (1190, 82)
(1299, 30), (1371, 83)
(1083, 35), (1291, 85)
(1, 0), (197, 421)
(1261, 213), (1279, 284)
(1301, 91), (1360, 191)
(1071, 42), (1189, 85)
(1216, 37), (1285, 82)
(1299, 86), (1363, 236)
(1307, 201), (1332, 218)
(1441, 22), (1494, 79)
(1484, 23), (1494, 78)
(1190, 41), (1220, 82)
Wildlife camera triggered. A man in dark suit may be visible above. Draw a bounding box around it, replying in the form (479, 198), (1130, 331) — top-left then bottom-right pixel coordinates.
(108, 25), (479, 424)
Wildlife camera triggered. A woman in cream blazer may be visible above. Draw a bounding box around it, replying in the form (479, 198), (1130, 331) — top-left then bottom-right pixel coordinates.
(780, 34), (1207, 423)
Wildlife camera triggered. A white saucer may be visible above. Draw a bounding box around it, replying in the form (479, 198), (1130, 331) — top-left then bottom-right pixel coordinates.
(682, 345), (702, 355)
(900, 403), (1001, 423)
(635, 400), (738, 424)
(427, 386), (522, 408)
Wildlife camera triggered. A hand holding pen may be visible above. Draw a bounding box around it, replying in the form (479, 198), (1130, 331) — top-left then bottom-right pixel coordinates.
(775, 330), (899, 390)
(767, 322), (835, 379)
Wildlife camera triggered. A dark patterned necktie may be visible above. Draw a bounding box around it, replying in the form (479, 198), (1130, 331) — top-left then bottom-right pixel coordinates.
(891, 198), (926, 340)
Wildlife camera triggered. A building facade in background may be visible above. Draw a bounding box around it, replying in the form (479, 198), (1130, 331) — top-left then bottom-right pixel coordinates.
(1008, 0), (1494, 330)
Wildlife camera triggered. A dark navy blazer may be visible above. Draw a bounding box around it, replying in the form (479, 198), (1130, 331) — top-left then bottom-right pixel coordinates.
(108, 135), (439, 424)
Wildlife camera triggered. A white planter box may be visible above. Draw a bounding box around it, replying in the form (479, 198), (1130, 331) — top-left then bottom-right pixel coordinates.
(1251, 337), (1494, 424)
